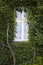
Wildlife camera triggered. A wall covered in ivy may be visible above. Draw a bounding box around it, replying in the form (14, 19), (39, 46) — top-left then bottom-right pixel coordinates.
(0, 0), (43, 65)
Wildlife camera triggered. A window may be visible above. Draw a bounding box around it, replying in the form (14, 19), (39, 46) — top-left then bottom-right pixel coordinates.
(14, 8), (28, 41)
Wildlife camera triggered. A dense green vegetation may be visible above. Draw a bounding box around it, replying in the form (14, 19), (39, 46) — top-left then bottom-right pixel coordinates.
(0, 0), (43, 65)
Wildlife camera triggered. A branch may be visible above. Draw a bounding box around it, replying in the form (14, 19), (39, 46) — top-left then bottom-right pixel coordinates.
(7, 23), (16, 65)
(0, 42), (8, 48)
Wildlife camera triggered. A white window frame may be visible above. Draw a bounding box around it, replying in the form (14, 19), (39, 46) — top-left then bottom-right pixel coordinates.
(14, 9), (28, 41)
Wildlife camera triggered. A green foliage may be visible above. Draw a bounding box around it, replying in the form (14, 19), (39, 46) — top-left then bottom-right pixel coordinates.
(27, 1), (43, 64)
(9, 42), (34, 65)
(0, 44), (13, 65)
(0, 0), (43, 65)
(3, 0), (38, 7)
(0, 1), (16, 64)
(0, 1), (16, 43)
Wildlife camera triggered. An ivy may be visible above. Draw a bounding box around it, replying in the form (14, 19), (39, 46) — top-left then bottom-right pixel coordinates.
(0, 0), (43, 65)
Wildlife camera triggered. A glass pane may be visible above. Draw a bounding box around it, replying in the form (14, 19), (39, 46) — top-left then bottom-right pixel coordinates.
(24, 22), (28, 39)
(24, 34), (28, 39)
(24, 22), (28, 33)
(22, 9), (27, 19)
(18, 34), (22, 39)
(16, 11), (22, 19)
(16, 22), (22, 33)
(24, 12), (27, 19)
(16, 33), (22, 39)
(15, 22), (22, 39)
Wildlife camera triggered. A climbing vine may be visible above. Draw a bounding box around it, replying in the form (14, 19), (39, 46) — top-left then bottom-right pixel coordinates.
(0, 0), (43, 65)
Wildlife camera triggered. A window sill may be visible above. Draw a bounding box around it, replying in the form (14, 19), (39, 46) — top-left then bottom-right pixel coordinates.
(14, 39), (28, 42)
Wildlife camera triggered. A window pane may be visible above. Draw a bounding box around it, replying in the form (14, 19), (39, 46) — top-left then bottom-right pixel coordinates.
(24, 22), (28, 33)
(24, 12), (27, 19)
(24, 34), (28, 39)
(16, 11), (22, 19)
(24, 22), (28, 39)
(16, 33), (22, 39)
(16, 22), (22, 33)
(15, 22), (22, 39)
